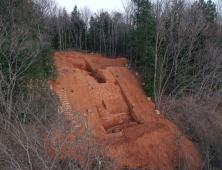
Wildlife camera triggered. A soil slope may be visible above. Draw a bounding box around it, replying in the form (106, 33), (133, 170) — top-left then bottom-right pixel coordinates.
(49, 51), (202, 169)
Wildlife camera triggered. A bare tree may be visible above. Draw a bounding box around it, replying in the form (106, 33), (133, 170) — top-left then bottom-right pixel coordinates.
(81, 6), (92, 53)
(0, 85), (115, 169)
(33, 0), (58, 26)
(0, 0), (45, 126)
(151, 2), (222, 168)
(152, 0), (215, 113)
(122, 0), (135, 65)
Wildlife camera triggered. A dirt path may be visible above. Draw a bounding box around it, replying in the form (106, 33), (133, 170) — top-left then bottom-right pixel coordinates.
(49, 51), (202, 169)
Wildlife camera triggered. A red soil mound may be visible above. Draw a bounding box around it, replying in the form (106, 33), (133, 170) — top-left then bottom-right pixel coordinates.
(48, 51), (202, 169)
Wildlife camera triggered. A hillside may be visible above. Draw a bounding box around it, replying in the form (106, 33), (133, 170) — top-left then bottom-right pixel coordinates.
(48, 51), (202, 169)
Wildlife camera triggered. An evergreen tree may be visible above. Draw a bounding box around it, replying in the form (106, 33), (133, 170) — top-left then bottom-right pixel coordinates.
(199, 0), (217, 23)
(71, 5), (85, 49)
(132, 0), (156, 96)
(0, 0), (57, 122)
(89, 15), (98, 52)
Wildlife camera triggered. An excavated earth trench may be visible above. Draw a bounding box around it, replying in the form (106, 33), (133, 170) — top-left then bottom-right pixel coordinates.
(48, 51), (202, 169)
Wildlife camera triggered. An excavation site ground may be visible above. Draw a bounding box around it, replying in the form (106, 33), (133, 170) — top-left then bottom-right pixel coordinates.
(49, 51), (202, 169)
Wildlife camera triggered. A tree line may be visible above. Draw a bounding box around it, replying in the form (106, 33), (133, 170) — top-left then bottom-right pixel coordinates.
(47, 0), (222, 98)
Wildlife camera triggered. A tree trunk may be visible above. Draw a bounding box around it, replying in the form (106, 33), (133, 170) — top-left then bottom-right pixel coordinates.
(69, 30), (71, 49)
(94, 26), (96, 52)
(85, 26), (87, 53)
(59, 27), (61, 52)
(100, 21), (102, 54)
(65, 31), (67, 50)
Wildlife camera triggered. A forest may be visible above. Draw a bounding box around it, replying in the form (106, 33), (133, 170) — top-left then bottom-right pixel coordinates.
(0, 0), (222, 169)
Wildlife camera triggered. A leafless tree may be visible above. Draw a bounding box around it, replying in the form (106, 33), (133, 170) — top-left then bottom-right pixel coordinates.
(33, 0), (58, 26)
(0, 85), (115, 169)
(122, 0), (135, 64)
(80, 6), (92, 53)
(0, 1), (45, 126)
(151, 2), (222, 168)
(152, 0), (220, 113)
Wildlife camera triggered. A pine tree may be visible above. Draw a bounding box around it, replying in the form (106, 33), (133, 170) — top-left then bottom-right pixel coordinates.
(132, 0), (156, 97)
(71, 5), (85, 50)
(199, 0), (217, 23)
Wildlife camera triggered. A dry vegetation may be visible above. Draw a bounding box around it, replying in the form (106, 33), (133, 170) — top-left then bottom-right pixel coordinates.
(161, 95), (222, 169)
(0, 84), (115, 170)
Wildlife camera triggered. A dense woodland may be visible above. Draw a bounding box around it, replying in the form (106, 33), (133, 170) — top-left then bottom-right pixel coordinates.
(0, 0), (222, 169)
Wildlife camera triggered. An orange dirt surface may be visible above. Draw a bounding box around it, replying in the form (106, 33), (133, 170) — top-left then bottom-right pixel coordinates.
(48, 51), (202, 169)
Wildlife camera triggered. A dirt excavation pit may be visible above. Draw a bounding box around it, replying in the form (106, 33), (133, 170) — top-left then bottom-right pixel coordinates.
(81, 64), (140, 133)
(65, 54), (139, 132)
(90, 82), (140, 133)
(54, 52), (140, 133)
(49, 51), (203, 169)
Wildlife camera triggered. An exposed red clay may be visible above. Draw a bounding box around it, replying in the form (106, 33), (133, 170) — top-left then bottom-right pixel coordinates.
(48, 51), (202, 169)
